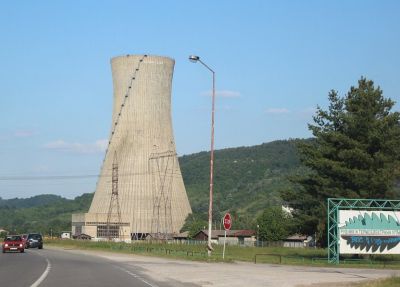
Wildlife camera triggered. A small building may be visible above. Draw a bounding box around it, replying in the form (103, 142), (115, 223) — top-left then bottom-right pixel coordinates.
(283, 234), (313, 248)
(218, 230), (256, 246)
(173, 231), (189, 242)
(192, 230), (221, 244)
(61, 231), (71, 239)
(193, 230), (256, 246)
(145, 233), (175, 241)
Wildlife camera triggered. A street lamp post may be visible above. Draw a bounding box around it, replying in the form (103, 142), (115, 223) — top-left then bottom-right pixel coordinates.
(189, 55), (215, 256)
(256, 224), (259, 247)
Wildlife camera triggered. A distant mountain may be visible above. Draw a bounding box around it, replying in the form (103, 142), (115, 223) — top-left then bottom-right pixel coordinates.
(0, 194), (67, 209)
(0, 193), (93, 234)
(0, 139), (307, 234)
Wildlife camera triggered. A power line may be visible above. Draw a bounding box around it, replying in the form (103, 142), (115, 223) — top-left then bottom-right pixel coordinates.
(0, 175), (98, 181)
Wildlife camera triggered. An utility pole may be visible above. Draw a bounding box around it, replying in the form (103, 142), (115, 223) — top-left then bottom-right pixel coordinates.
(149, 150), (175, 240)
(106, 151), (122, 240)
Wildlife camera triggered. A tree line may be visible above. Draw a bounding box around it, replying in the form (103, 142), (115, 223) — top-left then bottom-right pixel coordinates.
(182, 78), (400, 244)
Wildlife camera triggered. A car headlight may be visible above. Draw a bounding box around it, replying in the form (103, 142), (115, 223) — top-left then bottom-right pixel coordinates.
(4, 244), (8, 247)
(19, 244), (23, 247)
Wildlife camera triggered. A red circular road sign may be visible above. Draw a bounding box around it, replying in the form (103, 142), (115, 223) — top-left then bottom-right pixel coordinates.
(223, 213), (232, 230)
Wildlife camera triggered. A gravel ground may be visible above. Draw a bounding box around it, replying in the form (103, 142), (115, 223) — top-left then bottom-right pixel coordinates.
(51, 247), (400, 287)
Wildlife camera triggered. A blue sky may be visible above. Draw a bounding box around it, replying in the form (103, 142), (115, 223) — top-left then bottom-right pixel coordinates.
(0, 1), (399, 199)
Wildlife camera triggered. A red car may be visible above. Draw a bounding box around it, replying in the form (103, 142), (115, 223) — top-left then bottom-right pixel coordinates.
(2, 235), (25, 253)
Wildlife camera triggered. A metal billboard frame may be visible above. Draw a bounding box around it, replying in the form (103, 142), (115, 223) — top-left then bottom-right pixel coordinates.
(327, 198), (400, 264)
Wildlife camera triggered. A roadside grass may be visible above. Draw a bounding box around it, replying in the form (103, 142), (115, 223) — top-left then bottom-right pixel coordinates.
(47, 239), (215, 262)
(349, 276), (400, 287)
(47, 239), (326, 263)
(46, 239), (400, 269)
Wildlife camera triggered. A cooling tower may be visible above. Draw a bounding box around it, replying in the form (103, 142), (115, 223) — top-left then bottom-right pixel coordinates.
(73, 55), (192, 240)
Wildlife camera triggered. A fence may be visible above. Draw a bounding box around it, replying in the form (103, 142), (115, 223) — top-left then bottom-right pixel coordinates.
(254, 253), (400, 267)
(171, 239), (287, 248)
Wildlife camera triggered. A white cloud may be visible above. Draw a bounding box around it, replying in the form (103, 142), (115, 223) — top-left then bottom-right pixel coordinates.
(265, 108), (290, 114)
(201, 90), (241, 98)
(14, 129), (36, 138)
(0, 129), (36, 141)
(44, 139), (108, 154)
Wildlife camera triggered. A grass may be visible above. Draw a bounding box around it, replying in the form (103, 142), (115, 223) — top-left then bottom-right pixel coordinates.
(349, 276), (400, 287)
(0, 237), (328, 264)
(47, 239), (327, 263)
(47, 239), (215, 261)
(45, 239), (400, 269)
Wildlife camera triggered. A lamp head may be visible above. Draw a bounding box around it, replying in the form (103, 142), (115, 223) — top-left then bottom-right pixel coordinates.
(189, 55), (200, 63)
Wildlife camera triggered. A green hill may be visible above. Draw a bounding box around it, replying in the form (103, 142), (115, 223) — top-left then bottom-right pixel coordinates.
(0, 194), (66, 208)
(0, 193), (93, 234)
(181, 139), (305, 217)
(0, 139), (306, 235)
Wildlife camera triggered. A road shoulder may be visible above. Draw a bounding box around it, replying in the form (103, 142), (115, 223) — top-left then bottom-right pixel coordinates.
(47, 246), (400, 287)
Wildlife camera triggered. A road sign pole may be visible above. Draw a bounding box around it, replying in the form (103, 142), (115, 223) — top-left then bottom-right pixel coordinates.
(222, 213), (231, 260)
(223, 230), (226, 260)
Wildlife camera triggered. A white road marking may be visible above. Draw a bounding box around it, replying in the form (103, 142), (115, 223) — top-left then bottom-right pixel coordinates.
(114, 265), (159, 287)
(30, 257), (51, 287)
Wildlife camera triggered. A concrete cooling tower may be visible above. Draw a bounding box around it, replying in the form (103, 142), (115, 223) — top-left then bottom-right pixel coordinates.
(72, 55), (192, 240)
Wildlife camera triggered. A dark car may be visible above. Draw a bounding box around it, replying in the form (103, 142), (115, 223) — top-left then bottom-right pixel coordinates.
(21, 234), (28, 247)
(2, 235), (25, 253)
(25, 233), (43, 249)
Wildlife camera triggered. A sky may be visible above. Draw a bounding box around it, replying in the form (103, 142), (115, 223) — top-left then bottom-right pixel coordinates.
(0, 1), (399, 199)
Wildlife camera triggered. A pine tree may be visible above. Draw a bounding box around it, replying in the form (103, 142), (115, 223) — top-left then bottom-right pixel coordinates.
(282, 78), (400, 245)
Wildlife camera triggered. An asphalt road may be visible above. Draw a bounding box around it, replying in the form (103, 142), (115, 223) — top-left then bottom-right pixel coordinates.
(0, 248), (171, 287)
(0, 249), (47, 287)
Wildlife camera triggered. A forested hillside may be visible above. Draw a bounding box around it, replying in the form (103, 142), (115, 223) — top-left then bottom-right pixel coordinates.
(0, 139), (306, 235)
(0, 194), (66, 208)
(181, 139), (306, 217)
(0, 193), (93, 234)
